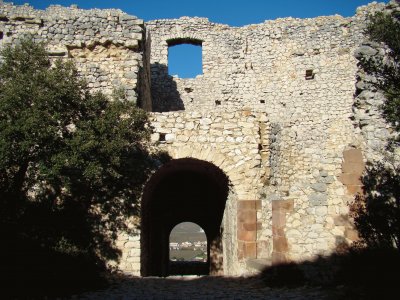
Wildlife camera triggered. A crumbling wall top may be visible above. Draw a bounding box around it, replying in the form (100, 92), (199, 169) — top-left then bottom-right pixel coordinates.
(0, 2), (144, 50)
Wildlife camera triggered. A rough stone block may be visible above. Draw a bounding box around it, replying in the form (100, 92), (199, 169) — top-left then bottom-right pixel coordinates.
(272, 227), (285, 237)
(238, 200), (256, 210)
(237, 241), (245, 260)
(339, 173), (362, 186)
(272, 211), (286, 228)
(273, 236), (288, 253)
(345, 228), (359, 241)
(309, 193), (327, 206)
(342, 161), (365, 174)
(354, 45), (378, 59)
(334, 215), (351, 226)
(243, 222), (257, 231)
(238, 210), (256, 224)
(238, 229), (256, 241)
(243, 242), (257, 258)
(343, 148), (364, 164)
(272, 252), (287, 265)
(280, 199), (294, 211)
(256, 240), (272, 259)
(346, 184), (363, 195)
(311, 183), (327, 192)
(315, 206), (328, 216)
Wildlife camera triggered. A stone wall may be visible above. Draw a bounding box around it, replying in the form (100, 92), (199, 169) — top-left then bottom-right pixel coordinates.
(0, 2), (146, 103)
(149, 109), (265, 201)
(147, 13), (361, 117)
(1, 0), (396, 276)
(145, 3), (385, 272)
(149, 110), (266, 274)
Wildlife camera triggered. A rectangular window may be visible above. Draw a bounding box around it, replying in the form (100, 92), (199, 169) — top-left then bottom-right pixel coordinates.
(167, 38), (203, 78)
(305, 69), (315, 80)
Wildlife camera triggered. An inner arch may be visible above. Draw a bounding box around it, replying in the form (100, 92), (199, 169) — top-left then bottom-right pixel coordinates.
(140, 158), (230, 276)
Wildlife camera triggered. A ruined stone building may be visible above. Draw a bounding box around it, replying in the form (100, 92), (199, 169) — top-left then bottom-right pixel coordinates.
(1, 1), (397, 276)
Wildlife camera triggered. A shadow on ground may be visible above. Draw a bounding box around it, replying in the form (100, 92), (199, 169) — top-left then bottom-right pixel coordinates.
(7, 246), (398, 299)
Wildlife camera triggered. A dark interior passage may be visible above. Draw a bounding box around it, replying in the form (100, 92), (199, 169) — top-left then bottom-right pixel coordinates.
(141, 158), (229, 276)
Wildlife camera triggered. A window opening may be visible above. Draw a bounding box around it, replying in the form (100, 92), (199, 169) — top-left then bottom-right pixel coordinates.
(305, 69), (315, 80)
(159, 133), (166, 142)
(169, 222), (207, 262)
(167, 38), (203, 78)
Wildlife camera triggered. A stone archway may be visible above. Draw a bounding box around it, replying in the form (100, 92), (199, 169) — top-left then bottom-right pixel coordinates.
(140, 158), (231, 276)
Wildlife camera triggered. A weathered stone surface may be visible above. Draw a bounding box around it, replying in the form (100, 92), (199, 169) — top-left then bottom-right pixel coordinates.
(309, 193), (328, 206)
(310, 183), (327, 192)
(354, 45), (378, 58)
(2, 0), (398, 277)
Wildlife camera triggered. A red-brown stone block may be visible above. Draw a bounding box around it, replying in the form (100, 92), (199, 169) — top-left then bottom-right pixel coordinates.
(339, 173), (363, 186)
(342, 161), (365, 174)
(272, 251), (287, 264)
(238, 229), (256, 241)
(238, 200), (256, 210)
(273, 236), (288, 252)
(243, 222), (257, 231)
(244, 242), (257, 258)
(346, 185), (363, 195)
(343, 148), (364, 164)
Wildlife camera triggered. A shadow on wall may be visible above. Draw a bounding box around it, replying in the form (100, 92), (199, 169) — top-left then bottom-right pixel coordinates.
(258, 246), (400, 299)
(257, 162), (400, 299)
(150, 63), (185, 112)
(350, 161), (400, 250)
(210, 233), (224, 275)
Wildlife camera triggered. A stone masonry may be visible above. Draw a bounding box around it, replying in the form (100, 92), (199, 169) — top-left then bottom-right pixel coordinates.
(1, 0), (398, 276)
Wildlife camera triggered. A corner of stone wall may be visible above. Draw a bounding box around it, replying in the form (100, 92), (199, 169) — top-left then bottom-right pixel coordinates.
(137, 25), (152, 111)
(345, 0), (400, 248)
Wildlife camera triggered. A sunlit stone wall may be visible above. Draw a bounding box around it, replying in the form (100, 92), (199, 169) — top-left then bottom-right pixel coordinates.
(2, 0), (397, 276)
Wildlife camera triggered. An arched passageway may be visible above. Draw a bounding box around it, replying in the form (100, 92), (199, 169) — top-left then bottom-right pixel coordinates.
(141, 158), (230, 276)
(169, 222), (208, 275)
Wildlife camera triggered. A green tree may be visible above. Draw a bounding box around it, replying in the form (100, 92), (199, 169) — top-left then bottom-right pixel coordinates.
(351, 163), (400, 249)
(0, 37), (162, 297)
(362, 11), (400, 133)
(351, 9), (400, 251)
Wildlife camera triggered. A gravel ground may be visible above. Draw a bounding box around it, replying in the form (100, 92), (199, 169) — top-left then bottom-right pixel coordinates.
(72, 275), (331, 300)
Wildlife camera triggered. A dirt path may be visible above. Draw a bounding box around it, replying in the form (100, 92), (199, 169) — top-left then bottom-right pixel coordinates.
(73, 276), (330, 299)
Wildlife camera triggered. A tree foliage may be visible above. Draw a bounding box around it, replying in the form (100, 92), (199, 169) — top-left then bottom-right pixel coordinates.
(351, 162), (400, 249)
(351, 10), (400, 251)
(0, 37), (164, 296)
(364, 12), (400, 132)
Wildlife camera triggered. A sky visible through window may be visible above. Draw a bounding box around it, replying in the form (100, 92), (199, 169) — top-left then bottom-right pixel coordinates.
(168, 44), (202, 78)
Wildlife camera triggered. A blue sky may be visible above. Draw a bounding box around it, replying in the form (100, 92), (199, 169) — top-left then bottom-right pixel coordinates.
(10, 0), (387, 77)
(11, 0), (385, 25)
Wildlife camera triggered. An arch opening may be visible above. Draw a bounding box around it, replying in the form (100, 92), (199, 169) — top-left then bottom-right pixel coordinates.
(140, 158), (230, 276)
(169, 222), (208, 275)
